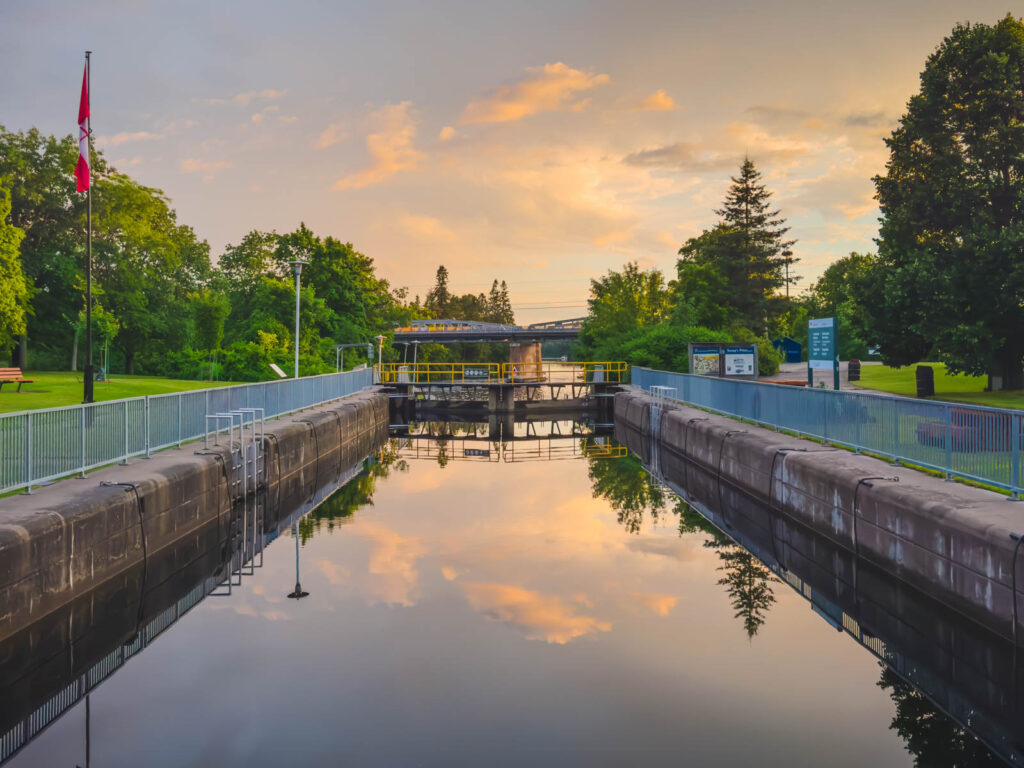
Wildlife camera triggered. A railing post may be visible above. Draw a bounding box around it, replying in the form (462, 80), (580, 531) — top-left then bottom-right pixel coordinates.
(177, 394), (182, 448)
(944, 405), (953, 480)
(145, 397), (151, 458)
(24, 412), (32, 494)
(891, 399), (900, 465)
(1012, 414), (1021, 499)
(80, 406), (87, 477)
(122, 400), (129, 465)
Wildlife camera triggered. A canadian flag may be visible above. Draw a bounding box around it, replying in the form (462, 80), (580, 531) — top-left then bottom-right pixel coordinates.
(75, 64), (89, 192)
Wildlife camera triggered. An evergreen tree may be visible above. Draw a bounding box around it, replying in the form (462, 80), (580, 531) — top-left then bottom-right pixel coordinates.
(425, 265), (451, 318)
(496, 280), (514, 324)
(678, 157), (795, 332)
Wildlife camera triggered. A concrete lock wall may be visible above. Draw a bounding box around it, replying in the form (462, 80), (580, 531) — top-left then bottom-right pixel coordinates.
(0, 389), (389, 642)
(615, 387), (1024, 644)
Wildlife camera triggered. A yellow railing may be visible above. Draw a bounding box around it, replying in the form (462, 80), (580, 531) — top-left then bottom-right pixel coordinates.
(375, 362), (501, 384)
(500, 361), (628, 384)
(375, 361), (627, 385)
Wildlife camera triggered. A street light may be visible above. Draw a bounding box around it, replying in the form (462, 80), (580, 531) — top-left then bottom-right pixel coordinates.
(286, 519), (309, 599)
(288, 260), (308, 379)
(412, 340), (420, 366)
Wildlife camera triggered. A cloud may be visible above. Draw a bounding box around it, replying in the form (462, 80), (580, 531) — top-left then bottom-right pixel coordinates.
(441, 565), (459, 581)
(744, 104), (809, 123)
(205, 88), (288, 106)
(101, 130), (163, 147)
(623, 142), (734, 172)
(843, 109), (890, 128)
(180, 158), (233, 180)
(112, 156), (144, 168)
(251, 105), (280, 124)
(316, 123), (348, 149)
(460, 582), (611, 644)
(634, 592), (679, 617)
(399, 214), (456, 242)
(460, 62), (610, 125)
(348, 522), (424, 606)
(623, 124), (811, 173)
(636, 90), (678, 112)
(333, 102), (424, 190)
(438, 125), (458, 142)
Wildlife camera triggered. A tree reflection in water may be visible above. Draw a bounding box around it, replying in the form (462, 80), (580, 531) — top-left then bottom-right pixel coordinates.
(588, 453), (1007, 764)
(298, 441), (408, 543)
(589, 454), (776, 638)
(878, 667), (1002, 767)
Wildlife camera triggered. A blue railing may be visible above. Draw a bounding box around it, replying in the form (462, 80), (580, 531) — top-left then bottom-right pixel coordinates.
(0, 367), (373, 494)
(631, 367), (1024, 496)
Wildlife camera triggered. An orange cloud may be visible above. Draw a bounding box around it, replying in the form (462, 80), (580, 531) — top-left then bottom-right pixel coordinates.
(634, 592), (679, 617)
(460, 62), (610, 125)
(349, 522), (424, 606)
(103, 131), (163, 147)
(316, 123), (348, 149)
(636, 90), (678, 112)
(460, 582), (611, 644)
(438, 125), (458, 142)
(333, 102), (424, 190)
(180, 158), (233, 180)
(400, 214), (456, 242)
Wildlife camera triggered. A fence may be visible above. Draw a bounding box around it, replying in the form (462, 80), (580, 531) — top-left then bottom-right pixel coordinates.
(632, 367), (1024, 496)
(0, 367), (373, 495)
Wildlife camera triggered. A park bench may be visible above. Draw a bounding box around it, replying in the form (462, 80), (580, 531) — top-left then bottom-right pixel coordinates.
(0, 368), (35, 392)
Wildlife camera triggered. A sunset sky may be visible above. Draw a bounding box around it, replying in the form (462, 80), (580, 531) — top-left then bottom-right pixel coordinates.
(1, 1), (1013, 322)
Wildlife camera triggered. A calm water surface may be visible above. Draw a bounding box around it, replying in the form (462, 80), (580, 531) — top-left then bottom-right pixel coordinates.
(6, 432), (1004, 767)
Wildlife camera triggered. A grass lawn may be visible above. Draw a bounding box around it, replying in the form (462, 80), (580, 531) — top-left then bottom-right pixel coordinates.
(857, 362), (1024, 409)
(0, 371), (237, 414)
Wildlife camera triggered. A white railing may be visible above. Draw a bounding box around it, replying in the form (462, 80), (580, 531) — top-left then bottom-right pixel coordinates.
(0, 367), (373, 494)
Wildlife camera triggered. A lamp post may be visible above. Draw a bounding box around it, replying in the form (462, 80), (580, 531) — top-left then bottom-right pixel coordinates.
(286, 519), (309, 599)
(288, 260), (308, 378)
(334, 344), (345, 373)
(412, 340), (420, 366)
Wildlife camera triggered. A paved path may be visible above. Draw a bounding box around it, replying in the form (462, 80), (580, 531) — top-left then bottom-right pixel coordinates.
(761, 361), (891, 395)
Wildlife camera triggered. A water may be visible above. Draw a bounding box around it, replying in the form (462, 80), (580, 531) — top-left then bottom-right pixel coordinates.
(1, 423), (1016, 767)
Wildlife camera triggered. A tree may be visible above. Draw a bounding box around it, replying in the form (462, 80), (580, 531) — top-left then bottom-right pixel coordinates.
(678, 158), (795, 332)
(0, 186), (28, 352)
(868, 15), (1024, 389)
(425, 265), (451, 317)
(804, 253), (876, 359)
(580, 262), (670, 346)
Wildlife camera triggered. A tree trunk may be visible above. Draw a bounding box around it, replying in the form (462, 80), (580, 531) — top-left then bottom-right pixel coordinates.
(125, 350), (135, 375)
(987, 350), (1024, 391)
(71, 329), (79, 372)
(16, 336), (26, 370)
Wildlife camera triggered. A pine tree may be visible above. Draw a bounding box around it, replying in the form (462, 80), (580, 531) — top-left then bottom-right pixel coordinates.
(486, 279), (503, 323)
(425, 265), (451, 318)
(497, 280), (514, 324)
(679, 157), (795, 331)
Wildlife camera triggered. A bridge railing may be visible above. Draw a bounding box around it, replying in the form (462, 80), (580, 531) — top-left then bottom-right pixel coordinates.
(375, 361), (628, 385)
(0, 368), (373, 495)
(376, 362), (502, 384)
(632, 366), (1024, 496)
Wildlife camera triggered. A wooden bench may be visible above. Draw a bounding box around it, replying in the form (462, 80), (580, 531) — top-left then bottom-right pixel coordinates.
(0, 368), (35, 392)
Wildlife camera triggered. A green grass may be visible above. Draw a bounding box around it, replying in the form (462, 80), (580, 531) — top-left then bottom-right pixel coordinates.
(856, 362), (1024, 409)
(0, 371), (237, 414)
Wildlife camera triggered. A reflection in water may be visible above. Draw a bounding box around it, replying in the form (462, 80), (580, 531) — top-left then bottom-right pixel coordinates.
(593, 434), (1017, 765)
(879, 668), (1006, 768)
(589, 453), (777, 639)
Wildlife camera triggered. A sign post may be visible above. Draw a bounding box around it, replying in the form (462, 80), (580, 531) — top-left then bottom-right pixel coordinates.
(808, 317), (840, 389)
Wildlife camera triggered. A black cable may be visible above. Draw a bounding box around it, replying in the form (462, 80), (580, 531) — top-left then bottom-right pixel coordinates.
(100, 481), (148, 629)
(1010, 532), (1024, 648)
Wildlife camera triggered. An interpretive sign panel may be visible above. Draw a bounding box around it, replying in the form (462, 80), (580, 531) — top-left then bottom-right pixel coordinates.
(724, 345), (756, 376)
(691, 345), (722, 376)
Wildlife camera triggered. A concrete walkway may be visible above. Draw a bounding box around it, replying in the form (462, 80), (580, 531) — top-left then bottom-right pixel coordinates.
(761, 360), (890, 395)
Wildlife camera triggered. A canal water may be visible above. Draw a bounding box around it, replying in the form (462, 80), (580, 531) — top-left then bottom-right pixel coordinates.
(2, 422), (1013, 767)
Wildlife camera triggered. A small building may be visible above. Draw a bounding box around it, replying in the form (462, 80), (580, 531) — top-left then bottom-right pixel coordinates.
(772, 337), (802, 364)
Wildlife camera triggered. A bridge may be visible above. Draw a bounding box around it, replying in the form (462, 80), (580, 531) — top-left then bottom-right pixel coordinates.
(392, 318), (585, 344)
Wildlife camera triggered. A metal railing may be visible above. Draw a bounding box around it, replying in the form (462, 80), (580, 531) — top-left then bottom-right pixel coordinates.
(374, 361), (628, 385)
(632, 367), (1024, 496)
(0, 367), (373, 495)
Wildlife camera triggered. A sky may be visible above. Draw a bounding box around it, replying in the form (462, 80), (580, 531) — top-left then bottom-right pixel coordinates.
(1, 1), (1015, 322)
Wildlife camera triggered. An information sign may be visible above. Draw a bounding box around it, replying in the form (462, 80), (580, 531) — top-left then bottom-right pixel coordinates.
(691, 346), (722, 376)
(808, 317), (840, 388)
(724, 345), (756, 376)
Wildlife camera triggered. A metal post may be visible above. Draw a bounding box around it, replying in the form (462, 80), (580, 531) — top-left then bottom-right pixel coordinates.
(288, 260), (307, 379)
(83, 51), (94, 404)
(80, 406), (87, 477)
(177, 394), (182, 448)
(122, 400), (129, 464)
(1013, 414), (1021, 499)
(24, 412), (31, 494)
(944, 405), (953, 480)
(144, 397), (151, 458)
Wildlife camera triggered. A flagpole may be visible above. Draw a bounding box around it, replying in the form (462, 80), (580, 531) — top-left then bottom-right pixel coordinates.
(84, 50), (93, 404)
